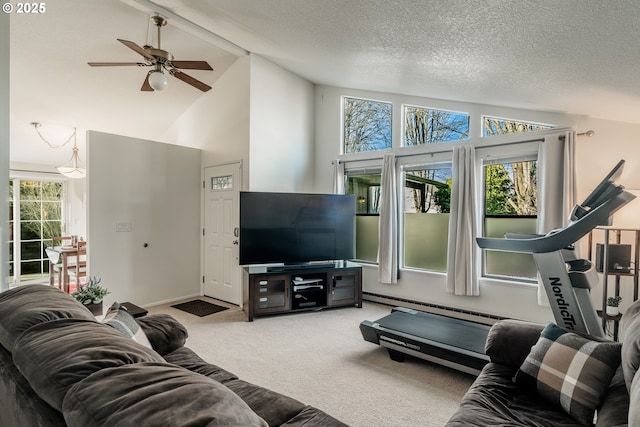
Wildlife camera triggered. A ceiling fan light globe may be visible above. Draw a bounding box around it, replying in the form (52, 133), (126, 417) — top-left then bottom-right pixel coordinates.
(148, 71), (168, 91)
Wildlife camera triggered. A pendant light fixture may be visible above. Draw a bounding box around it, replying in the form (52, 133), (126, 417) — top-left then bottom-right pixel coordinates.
(56, 135), (86, 179)
(31, 122), (86, 179)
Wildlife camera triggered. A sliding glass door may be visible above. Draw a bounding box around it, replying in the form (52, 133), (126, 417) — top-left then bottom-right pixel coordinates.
(10, 179), (64, 285)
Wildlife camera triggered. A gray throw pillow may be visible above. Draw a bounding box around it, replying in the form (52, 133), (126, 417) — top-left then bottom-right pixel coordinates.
(102, 302), (152, 348)
(514, 323), (621, 425)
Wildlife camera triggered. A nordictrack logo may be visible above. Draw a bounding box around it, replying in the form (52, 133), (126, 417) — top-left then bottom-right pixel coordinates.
(549, 277), (577, 330)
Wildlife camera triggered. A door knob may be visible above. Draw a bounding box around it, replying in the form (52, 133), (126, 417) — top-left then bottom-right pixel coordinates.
(233, 240), (239, 245)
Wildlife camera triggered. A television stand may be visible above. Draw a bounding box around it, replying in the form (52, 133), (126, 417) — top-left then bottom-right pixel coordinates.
(243, 261), (362, 321)
(267, 261), (344, 272)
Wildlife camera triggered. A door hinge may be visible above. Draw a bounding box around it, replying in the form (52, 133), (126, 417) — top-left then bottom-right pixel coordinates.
(202, 275), (205, 283)
(202, 180), (205, 189)
(203, 228), (205, 236)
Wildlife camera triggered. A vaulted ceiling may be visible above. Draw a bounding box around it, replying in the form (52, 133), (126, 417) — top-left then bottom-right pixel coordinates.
(10, 0), (640, 165)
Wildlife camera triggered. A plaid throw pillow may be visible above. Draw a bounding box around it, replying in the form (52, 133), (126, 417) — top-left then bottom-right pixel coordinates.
(514, 323), (621, 425)
(102, 302), (152, 349)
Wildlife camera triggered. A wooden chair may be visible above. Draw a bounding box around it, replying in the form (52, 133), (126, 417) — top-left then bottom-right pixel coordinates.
(66, 241), (87, 292)
(49, 236), (73, 289)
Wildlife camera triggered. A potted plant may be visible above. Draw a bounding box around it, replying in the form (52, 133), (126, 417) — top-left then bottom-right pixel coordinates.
(606, 295), (622, 317)
(71, 276), (109, 316)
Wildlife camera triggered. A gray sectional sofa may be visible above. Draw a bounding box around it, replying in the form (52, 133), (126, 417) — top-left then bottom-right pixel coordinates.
(446, 299), (640, 426)
(0, 285), (346, 426)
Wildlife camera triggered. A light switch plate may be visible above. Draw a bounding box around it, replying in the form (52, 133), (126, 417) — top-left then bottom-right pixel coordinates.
(116, 222), (131, 232)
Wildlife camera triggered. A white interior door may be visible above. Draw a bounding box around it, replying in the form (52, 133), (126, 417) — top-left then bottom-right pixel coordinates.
(203, 163), (242, 305)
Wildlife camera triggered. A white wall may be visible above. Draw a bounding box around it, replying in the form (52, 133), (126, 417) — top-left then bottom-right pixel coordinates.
(87, 131), (201, 307)
(313, 84), (640, 324)
(0, 11), (9, 290)
(249, 55), (315, 192)
(573, 116), (640, 315)
(161, 56), (251, 189)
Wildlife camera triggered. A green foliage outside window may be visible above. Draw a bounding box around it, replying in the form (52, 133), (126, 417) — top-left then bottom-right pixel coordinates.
(10, 179), (63, 283)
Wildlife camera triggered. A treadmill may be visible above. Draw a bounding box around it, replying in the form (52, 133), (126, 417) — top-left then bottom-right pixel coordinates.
(360, 160), (635, 373)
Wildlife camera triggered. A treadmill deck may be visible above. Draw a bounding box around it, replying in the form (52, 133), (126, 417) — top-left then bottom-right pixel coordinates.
(360, 307), (491, 375)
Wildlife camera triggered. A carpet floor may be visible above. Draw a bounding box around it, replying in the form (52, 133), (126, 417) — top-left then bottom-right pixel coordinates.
(148, 299), (474, 427)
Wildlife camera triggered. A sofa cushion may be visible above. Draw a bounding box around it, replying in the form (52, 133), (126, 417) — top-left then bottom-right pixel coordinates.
(163, 346), (238, 383)
(0, 285), (95, 352)
(62, 362), (268, 427)
(12, 318), (164, 412)
(485, 319), (545, 369)
(280, 406), (348, 427)
(514, 323), (621, 426)
(136, 313), (188, 355)
(446, 363), (584, 426)
(224, 378), (309, 426)
(595, 366), (630, 427)
(102, 302), (152, 348)
(621, 298), (640, 391)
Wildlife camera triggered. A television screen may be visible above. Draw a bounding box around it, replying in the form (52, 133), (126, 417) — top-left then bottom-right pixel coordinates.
(239, 192), (356, 265)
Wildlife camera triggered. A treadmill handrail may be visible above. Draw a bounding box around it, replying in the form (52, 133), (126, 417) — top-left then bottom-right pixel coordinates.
(477, 190), (635, 254)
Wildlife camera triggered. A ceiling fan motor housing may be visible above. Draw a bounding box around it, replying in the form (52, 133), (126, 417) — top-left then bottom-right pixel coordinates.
(146, 48), (173, 63)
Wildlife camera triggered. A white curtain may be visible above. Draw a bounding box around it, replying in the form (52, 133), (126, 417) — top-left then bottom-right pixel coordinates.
(332, 160), (345, 194)
(536, 131), (577, 304)
(377, 153), (398, 284)
(446, 145), (478, 296)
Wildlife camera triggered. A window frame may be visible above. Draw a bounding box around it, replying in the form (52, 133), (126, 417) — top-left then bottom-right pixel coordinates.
(339, 94), (568, 284)
(342, 96), (393, 155)
(403, 104), (470, 147)
(9, 174), (68, 286)
(400, 159), (453, 272)
(479, 152), (539, 283)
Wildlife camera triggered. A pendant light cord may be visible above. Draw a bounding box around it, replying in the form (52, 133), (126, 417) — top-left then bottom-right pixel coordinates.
(31, 122), (75, 149)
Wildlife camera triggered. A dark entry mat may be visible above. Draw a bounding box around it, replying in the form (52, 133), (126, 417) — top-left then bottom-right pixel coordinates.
(171, 299), (228, 317)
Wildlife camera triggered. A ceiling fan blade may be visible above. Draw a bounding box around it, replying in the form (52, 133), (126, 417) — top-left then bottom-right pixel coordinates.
(172, 70), (212, 92)
(117, 39), (155, 61)
(141, 72), (154, 92)
(88, 62), (148, 67)
(170, 60), (213, 71)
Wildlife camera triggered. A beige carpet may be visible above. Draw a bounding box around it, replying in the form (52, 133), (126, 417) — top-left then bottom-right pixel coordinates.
(147, 299), (474, 427)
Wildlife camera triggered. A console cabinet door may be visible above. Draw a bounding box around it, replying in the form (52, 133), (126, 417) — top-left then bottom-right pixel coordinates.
(327, 269), (362, 307)
(252, 274), (290, 315)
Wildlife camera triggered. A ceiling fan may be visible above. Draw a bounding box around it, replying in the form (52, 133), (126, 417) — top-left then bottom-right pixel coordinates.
(88, 15), (213, 92)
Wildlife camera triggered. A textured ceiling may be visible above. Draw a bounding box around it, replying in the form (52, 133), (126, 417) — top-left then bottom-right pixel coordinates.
(10, 0), (640, 165)
(156, 0), (640, 120)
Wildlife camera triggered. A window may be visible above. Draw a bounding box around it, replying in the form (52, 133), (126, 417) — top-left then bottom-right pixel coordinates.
(404, 106), (469, 146)
(403, 165), (452, 271)
(343, 97), (392, 153)
(345, 172), (381, 262)
(10, 179), (63, 284)
(482, 159), (538, 280)
(483, 116), (552, 137)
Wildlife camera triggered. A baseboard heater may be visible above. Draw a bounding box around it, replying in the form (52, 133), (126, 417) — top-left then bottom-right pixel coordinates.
(360, 306), (492, 376)
(362, 292), (503, 325)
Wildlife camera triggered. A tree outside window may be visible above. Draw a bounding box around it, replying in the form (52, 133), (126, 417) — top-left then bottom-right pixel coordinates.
(483, 116), (551, 137)
(343, 97), (392, 153)
(11, 179), (63, 283)
(404, 166), (452, 272)
(483, 160), (538, 280)
(405, 106), (469, 146)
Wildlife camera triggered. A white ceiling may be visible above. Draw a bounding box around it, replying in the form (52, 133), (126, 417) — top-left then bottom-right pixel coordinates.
(10, 0), (640, 166)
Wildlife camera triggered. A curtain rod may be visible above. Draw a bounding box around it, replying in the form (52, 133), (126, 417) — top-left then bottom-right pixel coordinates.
(334, 136), (548, 165)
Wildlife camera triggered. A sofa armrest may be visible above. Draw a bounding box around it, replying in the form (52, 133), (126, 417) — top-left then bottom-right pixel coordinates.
(485, 319), (545, 369)
(136, 314), (188, 355)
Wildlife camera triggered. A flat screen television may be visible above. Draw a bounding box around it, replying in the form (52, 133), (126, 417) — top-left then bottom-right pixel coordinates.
(239, 191), (356, 266)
